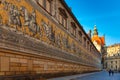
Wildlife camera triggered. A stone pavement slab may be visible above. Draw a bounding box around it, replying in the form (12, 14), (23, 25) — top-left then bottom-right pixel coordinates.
(48, 71), (120, 80)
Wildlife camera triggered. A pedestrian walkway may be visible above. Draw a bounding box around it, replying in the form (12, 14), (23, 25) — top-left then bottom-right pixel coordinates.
(48, 71), (120, 80)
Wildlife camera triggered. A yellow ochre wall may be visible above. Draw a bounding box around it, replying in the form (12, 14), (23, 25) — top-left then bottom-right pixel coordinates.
(0, 0), (101, 76)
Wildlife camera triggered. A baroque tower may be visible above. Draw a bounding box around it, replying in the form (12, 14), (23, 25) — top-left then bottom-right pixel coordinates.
(93, 25), (98, 36)
(92, 25), (105, 53)
(92, 25), (107, 68)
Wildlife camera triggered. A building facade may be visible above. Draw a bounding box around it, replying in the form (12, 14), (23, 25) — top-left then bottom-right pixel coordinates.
(105, 55), (120, 72)
(91, 26), (106, 68)
(107, 44), (120, 57)
(105, 44), (120, 71)
(0, 0), (101, 78)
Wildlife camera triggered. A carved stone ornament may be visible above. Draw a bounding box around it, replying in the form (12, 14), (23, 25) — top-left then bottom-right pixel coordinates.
(0, 26), (84, 65)
(20, 6), (40, 35)
(28, 9), (40, 35)
(62, 35), (68, 48)
(66, 37), (69, 49)
(2, 1), (9, 10)
(0, 15), (2, 25)
(55, 33), (61, 48)
(41, 21), (55, 43)
(71, 42), (76, 52)
(58, 7), (68, 18)
(17, 0), (21, 2)
(48, 26), (55, 42)
(1, 1), (40, 36)
(42, 21), (50, 38)
(8, 4), (22, 28)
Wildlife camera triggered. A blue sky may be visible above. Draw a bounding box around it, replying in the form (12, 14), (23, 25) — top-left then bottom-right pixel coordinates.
(65, 0), (120, 46)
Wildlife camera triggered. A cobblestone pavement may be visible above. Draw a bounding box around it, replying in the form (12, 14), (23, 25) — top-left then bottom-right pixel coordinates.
(48, 71), (120, 80)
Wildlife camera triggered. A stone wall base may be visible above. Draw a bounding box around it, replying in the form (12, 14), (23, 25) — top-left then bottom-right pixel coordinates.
(0, 48), (99, 79)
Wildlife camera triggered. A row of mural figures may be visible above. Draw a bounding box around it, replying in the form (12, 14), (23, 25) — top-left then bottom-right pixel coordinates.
(0, 1), (82, 55)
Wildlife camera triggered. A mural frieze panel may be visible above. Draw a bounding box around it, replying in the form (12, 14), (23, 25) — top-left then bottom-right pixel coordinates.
(0, 0), (41, 36)
(0, 0), (100, 66)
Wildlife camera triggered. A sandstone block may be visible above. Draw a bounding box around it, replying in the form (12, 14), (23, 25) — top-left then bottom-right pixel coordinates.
(28, 60), (33, 71)
(0, 72), (5, 75)
(19, 58), (27, 63)
(21, 63), (27, 67)
(10, 58), (20, 63)
(0, 52), (5, 56)
(10, 62), (21, 67)
(10, 67), (20, 71)
(5, 53), (16, 57)
(20, 67), (27, 71)
(0, 56), (9, 71)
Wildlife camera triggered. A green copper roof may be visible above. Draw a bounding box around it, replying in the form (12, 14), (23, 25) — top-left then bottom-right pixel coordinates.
(93, 25), (98, 35)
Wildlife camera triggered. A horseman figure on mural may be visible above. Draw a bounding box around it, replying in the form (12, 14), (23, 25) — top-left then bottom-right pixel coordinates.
(20, 6), (40, 35)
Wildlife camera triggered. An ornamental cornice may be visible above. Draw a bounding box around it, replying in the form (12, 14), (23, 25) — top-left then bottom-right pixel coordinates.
(0, 26), (95, 67)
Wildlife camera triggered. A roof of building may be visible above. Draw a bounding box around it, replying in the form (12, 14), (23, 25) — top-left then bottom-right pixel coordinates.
(92, 25), (105, 46)
(100, 36), (105, 45)
(92, 35), (105, 46)
(60, 0), (101, 56)
(107, 43), (120, 48)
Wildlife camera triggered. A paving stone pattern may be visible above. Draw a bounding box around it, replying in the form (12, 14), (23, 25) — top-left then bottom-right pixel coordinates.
(49, 71), (120, 80)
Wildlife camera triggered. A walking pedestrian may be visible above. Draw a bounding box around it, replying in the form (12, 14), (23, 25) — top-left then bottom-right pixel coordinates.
(111, 70), (114, 76)
(108, 69), (112, 76)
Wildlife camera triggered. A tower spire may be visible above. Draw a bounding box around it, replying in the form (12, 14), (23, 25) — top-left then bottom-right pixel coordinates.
(93, 25), (98, 36)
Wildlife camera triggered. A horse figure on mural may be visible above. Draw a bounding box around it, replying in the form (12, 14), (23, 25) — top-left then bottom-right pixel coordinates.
(20, 6), (40, 35)
(8, 4), (22, 29)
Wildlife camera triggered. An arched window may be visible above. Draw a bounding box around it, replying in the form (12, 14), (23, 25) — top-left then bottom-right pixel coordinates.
(58, 8), (68, 28)
(46, 0), (52, 13)
(36, 0), (46, 8)
(71, 22), (76, 37)
(38, 0), (43, 6)
(78, 31), (82, 42)
(36, 0), (52, 14)
(83, 37), (86, 47)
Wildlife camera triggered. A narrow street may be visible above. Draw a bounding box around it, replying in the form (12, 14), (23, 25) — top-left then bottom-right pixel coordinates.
(48, 71), (120, 80)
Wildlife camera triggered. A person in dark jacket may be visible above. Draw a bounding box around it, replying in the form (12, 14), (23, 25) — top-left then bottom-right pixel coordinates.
(111, 70), (114, 76)
(109, 69), (112, 76)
